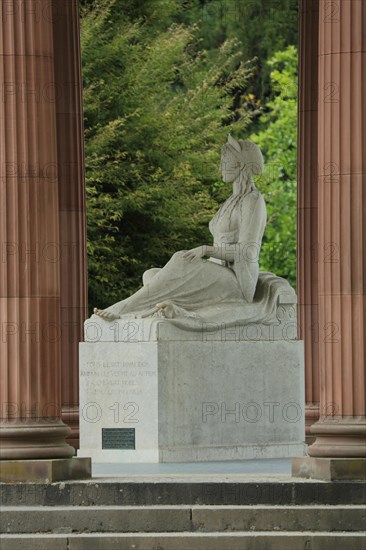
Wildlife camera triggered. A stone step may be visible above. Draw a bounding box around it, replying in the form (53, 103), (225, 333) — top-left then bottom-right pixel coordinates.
(1, 531), (365, 550)
(1, 505), (365, 534)
(1, 480), (365, 506)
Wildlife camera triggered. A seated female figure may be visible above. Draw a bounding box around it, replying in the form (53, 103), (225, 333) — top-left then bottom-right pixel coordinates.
(94, 136), (267, 322)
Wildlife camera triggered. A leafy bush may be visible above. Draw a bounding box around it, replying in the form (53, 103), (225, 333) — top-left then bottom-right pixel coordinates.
(251, 45), (298, 286)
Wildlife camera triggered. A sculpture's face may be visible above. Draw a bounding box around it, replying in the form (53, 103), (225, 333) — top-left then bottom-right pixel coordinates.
(220, 147), (242, 183)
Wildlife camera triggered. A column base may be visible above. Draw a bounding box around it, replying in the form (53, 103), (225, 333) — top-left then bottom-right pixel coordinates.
(292, 456), (366, 480)
(62, 406), (80, 451)
(0, 457), (91, 483)
(0, 421), (75, 460)
(307, 418), (366, 458)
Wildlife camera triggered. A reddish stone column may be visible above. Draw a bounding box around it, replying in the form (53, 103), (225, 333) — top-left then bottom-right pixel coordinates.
(297, 0), (320, 442)
(52, 0), (88, 450)
(307, 0), (366, 459)
(0, 1), (74, 459)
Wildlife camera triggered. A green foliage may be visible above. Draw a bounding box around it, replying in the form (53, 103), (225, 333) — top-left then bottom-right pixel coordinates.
(174, 0), (298, 101)
(251, 45), (298, 286)
(81, 0), (255, 310)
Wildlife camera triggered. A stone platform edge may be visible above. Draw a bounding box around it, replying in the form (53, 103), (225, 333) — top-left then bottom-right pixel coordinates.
(0, 457), (91, 483)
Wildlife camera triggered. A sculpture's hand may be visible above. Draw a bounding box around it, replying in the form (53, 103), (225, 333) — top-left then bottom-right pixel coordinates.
(182, 246), (208, 263)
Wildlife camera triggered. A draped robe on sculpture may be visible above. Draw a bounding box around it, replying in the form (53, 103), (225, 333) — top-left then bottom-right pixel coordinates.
(92, 189), (294, 329)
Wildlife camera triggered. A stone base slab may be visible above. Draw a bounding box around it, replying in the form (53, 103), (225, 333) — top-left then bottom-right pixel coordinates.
(84, 316), (298, 343)
(0, 458), (91, 483)
(159, 443), (306, 463)
(292, 457), (366, 480)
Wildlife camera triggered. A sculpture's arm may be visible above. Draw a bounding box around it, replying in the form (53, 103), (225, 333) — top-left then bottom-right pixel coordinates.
(237, 193), (267, 261)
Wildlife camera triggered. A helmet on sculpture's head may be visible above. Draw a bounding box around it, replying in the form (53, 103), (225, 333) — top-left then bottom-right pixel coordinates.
(223, 134), (264, 176)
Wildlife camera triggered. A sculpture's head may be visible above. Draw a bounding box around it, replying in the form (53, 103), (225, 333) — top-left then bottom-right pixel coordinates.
(220, 135), (264, 184)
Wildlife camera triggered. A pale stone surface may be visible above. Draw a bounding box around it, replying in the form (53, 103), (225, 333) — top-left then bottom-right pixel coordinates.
(85, 307), (297, 344)
(78, 343), (159, 463)
(78, 339), (305, 463)
(158, 340), (305, 462)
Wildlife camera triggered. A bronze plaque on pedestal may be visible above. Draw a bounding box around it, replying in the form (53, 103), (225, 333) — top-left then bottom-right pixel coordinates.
(102, 428), (135, 450)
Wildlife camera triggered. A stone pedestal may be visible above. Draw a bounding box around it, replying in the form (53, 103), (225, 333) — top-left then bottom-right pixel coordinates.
(78, 319), (305, 463)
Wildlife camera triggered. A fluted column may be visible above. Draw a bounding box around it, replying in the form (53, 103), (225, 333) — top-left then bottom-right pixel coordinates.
(52, 0), (88, 450)
(308, 0), (366, 457)
(0, 1), (74, 458)
(297, 0), (320, 441)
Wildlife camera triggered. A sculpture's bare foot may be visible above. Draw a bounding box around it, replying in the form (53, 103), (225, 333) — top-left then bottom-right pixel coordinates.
(93, 307), (120, 321)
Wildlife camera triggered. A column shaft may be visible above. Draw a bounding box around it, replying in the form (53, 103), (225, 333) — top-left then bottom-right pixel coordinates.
(52, 0), (88, 450)
(308, 0), (366, 457)
(0, 0), (73, 458)
(297, 0), (320, 440)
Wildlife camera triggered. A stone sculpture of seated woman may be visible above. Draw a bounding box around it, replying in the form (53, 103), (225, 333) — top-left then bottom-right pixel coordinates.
(93, 135), (295, 329)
